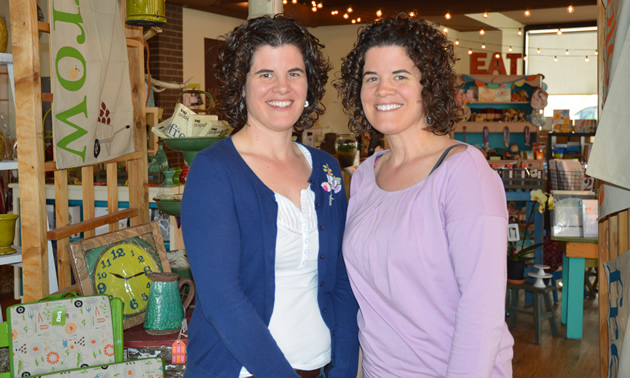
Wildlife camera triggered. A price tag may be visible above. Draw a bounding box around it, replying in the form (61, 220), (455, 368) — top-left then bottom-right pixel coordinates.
(171, 340), (186, 364)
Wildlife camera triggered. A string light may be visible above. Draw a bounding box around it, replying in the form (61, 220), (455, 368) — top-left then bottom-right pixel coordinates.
(357, 17), (361, 22)
(479, 28), (485, 36)
(568, 3), (574, 13)
(524, 55), (528, 61)
(483, 10), (488, 18)
(537, 48), (541, 54)
(283, 0), (287, 4)
(585, 56), (589, 62)
(554, 56), (558, 62)
(292, 0), (297, 3)
(331, 10), (338, 15)
(566, 49), (569, 55)
(317, 2), (323, 8)
(495, 53), (500, 58)
(347, 6), (353, 13)
(455, 39), (460, 45)
(352, 19), (356, 24)
(445, 11), (451, 20)
(312, 6), (317, 12)
(508, 46), (513, 52)
(468, 49), (473, 55)
(595, 50), (599, 55)
(343, 13), (348, 19)
(481, 43), (486, 49)
(557, 28), (562, 35)
(517, 28), (522, 36)
(443, 26), (448, 33)
(376, 9), (382, 17)
(524, 8), (531, 17)
(409, 11), (416, 17)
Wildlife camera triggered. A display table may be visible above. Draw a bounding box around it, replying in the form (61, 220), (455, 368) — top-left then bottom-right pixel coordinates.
(554, 236), (598, 339)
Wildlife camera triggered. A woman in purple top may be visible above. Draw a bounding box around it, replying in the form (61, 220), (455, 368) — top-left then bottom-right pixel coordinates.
(334, 15), (514, 377)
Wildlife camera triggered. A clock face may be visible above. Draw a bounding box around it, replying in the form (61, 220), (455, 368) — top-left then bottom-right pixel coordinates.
(93, 242), (160, 317)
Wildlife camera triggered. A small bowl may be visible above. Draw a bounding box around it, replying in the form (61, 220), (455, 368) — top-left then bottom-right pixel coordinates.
(162, 136), (225, 166)
(154, 197), (182, 217)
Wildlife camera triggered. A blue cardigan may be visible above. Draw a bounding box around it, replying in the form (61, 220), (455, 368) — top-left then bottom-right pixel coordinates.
(181, 137), (359, 377)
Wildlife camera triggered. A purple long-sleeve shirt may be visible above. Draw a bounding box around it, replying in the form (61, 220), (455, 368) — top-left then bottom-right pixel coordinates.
(343, 145), (514, 377)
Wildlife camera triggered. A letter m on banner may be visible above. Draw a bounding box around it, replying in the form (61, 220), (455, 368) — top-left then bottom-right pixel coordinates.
(51, 0), (134, 169)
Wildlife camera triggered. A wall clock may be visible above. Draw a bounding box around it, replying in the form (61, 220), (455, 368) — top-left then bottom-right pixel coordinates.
(69, 222), (171, 329)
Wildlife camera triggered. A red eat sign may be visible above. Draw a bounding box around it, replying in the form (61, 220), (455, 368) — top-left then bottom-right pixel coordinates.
(470, 52), (523, 75)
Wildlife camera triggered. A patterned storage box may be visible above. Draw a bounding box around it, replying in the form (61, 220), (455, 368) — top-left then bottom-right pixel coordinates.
(32, 357), (164, 377)
(5, 294), (123, 377)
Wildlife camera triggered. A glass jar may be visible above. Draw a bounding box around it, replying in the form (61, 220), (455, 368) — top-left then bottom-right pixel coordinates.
(335, 134), (357, 168)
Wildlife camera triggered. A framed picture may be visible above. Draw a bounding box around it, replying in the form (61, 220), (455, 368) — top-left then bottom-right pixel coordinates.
(508, 223), (520, 242)
(68, 222), (171, 329)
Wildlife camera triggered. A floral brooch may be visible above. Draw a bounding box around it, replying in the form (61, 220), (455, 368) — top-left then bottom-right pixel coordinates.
(321, 164), (342, 206)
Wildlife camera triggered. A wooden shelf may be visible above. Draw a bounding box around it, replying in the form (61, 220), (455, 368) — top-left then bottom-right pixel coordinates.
(0, 160), (18, 170)
(453, 122), (535, 133)
(0, 246), (22, 266)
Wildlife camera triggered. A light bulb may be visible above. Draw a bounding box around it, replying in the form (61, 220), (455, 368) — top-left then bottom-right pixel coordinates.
(455, 39), (460, 45)
(480, 28), (485, 36)
(483, 11), (488, 18)
(557, 28), (562, 35)
(283, 0), (287, 4)
(292, 0), (297, 3)
(317, 3), (323, 8)
(409, 11), (415, 17)
(357, 17), (361, 22)
(524, 8), (531, 17)
(312, 6), (317, 12)
(595, 50), (599, 55)
(568, 4), (574, 13)
(495, 53), (500, 58)
(524, 55), (528, 61)
(347, 6), (353, 13)
(536, 48), (540, 54)
(468, 49), (473, 55)
(585, 56), (589, 62)
(445, 11), (451, 20)
(481, 43), (486, 49)
(517, 28), (522, 36)
(508, 46), (513, 52)
(443, 27), (448, 33)
(352, 19), (356, 24)
(343, 13), (348, 19)
(554, 56), (558, 62)
(376, 9), (382, 17)
(566, 49), (569, 55)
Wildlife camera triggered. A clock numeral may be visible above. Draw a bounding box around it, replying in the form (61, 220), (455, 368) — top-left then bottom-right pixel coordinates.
(108, 295), (113, 300)
(110, 247), (126, 260)
(130, 249), (135, 257)
(138, 256), (145, 263)
(144, 266), (152, 275)
(96, 282), (107, 294)
(96, 272), (107, 280)
(142, 293), (148, 302)
(130, 299), (139, 310)
(100, 259), (112, 269)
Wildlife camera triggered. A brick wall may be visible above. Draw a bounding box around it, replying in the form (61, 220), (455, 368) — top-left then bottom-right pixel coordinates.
(147, 3), (184, 167)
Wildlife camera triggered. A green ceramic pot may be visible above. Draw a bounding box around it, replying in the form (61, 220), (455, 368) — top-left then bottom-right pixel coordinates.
(0, 214), (18, 255)
(162, 136), (225, 166)
(144, 272), (195, 335)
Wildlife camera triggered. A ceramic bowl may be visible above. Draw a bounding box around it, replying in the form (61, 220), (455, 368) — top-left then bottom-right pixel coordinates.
(162, 136), (226, 166)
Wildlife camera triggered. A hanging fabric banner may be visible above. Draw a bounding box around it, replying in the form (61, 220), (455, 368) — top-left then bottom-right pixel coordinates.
(50, 0), (134, 169)
(586, 0), (630, 218)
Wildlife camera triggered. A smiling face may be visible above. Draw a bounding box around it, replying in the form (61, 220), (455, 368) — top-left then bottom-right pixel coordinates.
(243, 44), (308, 133)
(360, 45), (425, 137)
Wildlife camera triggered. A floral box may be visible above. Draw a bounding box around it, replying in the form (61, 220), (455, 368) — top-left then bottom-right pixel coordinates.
(478, 86), (511, 102)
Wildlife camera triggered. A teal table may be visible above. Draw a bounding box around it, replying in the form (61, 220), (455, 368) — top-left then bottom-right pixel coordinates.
(554, 236), (598, 339)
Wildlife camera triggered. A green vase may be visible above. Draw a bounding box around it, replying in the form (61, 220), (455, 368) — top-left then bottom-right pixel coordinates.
(0, 214), (19, 255)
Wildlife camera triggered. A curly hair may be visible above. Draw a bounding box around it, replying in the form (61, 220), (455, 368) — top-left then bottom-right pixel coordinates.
(334, 14), (459, 136)
(214, 14), (331, 131)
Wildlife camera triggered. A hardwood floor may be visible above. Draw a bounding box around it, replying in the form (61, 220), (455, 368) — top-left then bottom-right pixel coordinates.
(510, 288), (599, 378)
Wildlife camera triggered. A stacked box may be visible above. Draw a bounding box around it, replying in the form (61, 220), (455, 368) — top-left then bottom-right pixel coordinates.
(552, 109), (572, 133)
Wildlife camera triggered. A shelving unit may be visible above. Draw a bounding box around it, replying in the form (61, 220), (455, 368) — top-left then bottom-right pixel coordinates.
(453, 74), (544, 153)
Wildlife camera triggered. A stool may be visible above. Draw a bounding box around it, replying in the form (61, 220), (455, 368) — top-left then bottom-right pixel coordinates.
(506, 283), (559, 344)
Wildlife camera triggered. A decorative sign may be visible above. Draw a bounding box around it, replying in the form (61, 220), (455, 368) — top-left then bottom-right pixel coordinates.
(469, 52), (523, 75)
(50, 0), (134, 169)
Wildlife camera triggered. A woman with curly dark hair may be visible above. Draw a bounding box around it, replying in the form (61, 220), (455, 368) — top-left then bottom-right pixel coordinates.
(181, 15), (359, 378)
(335, 15), (514, 377)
